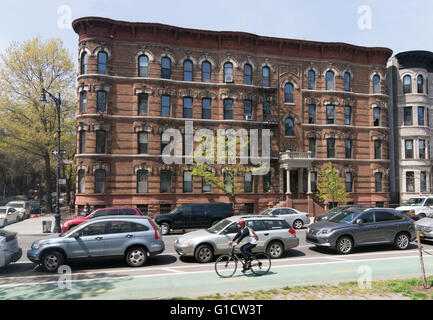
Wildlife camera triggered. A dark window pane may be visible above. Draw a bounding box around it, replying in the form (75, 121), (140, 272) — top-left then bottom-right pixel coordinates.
(308, 104), (316, 124)
(161, 95), (170, 116)
(373, 75), (380, 93)
(202, 61), (211, 82)
(284, 83), (294, 103)
(403, 75), (411, 94)
(404, 107), (413, 125)
(224, 63), (233, 83)
(419, 139), (426, 159)
(79, 131), (86, 154)
(263, 172), (271, 193)
(308, 70), (315, 89)
(183, 97), (193, 118)
(375, 173), (382, 192)
(80, 91), (87, 112)
(244, 64), (252, 85)
(405, 140), (413, 159)
(184, 60), (193, 81)
(97, 52), (107, 74)
(417, 75), (424, 93)
(344, 72), (351, 91)
(374, 140), (381, 159)
(138, 55), (148, 77)
(160, 171), (171, 193)
(406, 172), (415, 192)
(375, 211), (395, 222)
(285, 118), (295, 136)
(224, 99), (233, 119)
(262, 67), (270, 86)
(418, 106), (425, 125)
(161, 57), (171, 79)
(137, 170), (148, 193)
(138, 132), (148, 154)
(78, 170), (85, 194)
(138, 93), (148, 115)
(326, 105), (335, 124)
(309, 138), (316, 158)
(81, 53), (88, 74)
(327, 139), (335, 158)
(344, 106), (351, 125)
(183, 172), (193, 193)
(345, 139), (352, 159)
(244, 172), (252, 192)
(244, 100), (252, 120)
(95, 170), (106, 193)
(202, 98), (211, 119)
(96, 131), (106, 154)
(326, 71), (334, 90)
(421, 172), (427, 192)
(373, 107), (381, 126)
(97, 91), (107, 113)
(345, 173), (352, 192)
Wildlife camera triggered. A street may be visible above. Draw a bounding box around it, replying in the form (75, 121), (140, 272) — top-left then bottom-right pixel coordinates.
(1, 226), (433, 299)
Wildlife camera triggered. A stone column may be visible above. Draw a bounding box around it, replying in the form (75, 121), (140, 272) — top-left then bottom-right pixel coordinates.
(307, 169), (312, 194)
(286, 168), (291, 194)
(299, 168), (304, 194)
(279, 168), (284, 193)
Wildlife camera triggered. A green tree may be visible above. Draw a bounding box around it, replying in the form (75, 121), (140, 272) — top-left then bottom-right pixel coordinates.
(316, 162), (349, 208)
(0, 37), (76, 212)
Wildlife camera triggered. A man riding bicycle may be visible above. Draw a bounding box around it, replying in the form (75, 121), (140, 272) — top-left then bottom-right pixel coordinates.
(228, 220), (258, 272)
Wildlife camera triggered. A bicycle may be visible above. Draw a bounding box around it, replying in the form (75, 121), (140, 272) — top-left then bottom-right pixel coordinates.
(215, 247), (271, 278)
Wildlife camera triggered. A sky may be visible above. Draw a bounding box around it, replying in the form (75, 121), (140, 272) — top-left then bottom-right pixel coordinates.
(0, 0), (432, 63)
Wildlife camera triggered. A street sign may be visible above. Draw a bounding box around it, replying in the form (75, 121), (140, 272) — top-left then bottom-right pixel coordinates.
(52, 150), (67, 156)
(62, 160), (74, 165)
(58, 179), (66, 185)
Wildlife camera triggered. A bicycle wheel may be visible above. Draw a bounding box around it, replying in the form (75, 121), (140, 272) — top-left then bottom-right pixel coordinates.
(250, 253), (271, 276)
(215, 255), (237, 278)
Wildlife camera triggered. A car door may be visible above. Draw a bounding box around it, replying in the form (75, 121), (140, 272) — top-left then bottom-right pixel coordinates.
(191, 205), (208, 228)
(103, 221), (135, 256)
(215, 222), (239, 254)
(279, 208), (296, 226)
(7, 208), (18, 222)
(172, 206), (192, 229)
(65, 221), (107, 258)
(374, 211), (400, 243)
(245, 220), (267, 252)
(351, 211), (381, 245)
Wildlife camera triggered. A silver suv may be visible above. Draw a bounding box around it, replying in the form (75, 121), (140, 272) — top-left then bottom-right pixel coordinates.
(27, 216), (164, 272)
(175, 215), (299, 263)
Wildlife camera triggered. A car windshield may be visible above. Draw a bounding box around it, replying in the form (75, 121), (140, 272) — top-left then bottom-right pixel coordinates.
(7, 203), (23, 208)
(403, 198), (424, 206)
(207, 219), (232, 234)
(328, 210), (360, 224)
(0, 209), (7, 214)
(259, 209), (272, 215)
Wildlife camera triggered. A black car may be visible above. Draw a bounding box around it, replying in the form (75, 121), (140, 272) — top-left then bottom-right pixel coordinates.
(155, 203), (234, 235)
(314, 205), (367, 223)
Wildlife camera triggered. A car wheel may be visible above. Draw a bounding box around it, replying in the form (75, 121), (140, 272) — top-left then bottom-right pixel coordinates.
(293, 219), (303, 229)
(266, 241), (284, 259)
(418, 213), (426, 219)
(125, 246), (148, 267)
(160, 222), (171, 236)
(41, 251), (65, 272)
(336, 236), (353, 255)
(195, 244), (214, 263)
(394, 232), (410, 250)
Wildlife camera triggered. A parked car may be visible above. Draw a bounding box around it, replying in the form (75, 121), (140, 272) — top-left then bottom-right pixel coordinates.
(259, 207), (310, 229)
(6, 201), (30, 220)
(0, 207), (20, 227)
(415, 217), (433, 241)
(396, 196), (433, 220)
(155, 203), (235, 235)
(314, 205), (367, 223)
(28, 216), (164, 272)
(0, 230), (22, 268)
(306, 208), (416, 254)
(174, 215), (299, 263)
(61, 207), (144, 232)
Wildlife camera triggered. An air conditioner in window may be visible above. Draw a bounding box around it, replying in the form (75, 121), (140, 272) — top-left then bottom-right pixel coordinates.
(245, 115), (252, 121)
(225, 75), (233, 83)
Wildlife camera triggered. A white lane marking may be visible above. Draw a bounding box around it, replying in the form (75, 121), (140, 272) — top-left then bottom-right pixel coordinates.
(1, 253), (432, 289)
(158, 268), (185, 274)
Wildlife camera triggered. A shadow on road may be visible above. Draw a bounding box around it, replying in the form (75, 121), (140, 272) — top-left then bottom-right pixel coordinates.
(307, 243), (420, 256)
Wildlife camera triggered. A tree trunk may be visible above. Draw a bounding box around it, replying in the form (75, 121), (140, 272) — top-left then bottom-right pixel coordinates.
(43, 153), (53, 213)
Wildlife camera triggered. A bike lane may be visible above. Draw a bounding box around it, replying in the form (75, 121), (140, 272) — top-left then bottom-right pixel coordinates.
(1, 254), (432, 300)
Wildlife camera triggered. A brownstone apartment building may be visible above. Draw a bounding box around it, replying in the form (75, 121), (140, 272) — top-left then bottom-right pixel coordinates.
(72, 17), (392, 217)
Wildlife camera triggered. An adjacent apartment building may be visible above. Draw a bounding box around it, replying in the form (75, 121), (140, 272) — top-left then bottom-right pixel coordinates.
(72, 17), (392, 216)
(388, 51), (433, 204)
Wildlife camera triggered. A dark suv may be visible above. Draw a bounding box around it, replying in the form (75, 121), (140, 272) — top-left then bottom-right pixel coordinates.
(155, 203), (234, 235)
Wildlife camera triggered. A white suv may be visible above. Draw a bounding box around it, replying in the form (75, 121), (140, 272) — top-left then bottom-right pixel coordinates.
(6, 201), (30, 220)
(396, 196), (433, 220)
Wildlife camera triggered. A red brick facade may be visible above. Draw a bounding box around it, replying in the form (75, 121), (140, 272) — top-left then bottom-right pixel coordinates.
(72, 17), (392, 217)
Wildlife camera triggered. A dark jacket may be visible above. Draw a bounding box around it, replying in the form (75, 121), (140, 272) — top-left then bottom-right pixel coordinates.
(232, 227), (250, 244)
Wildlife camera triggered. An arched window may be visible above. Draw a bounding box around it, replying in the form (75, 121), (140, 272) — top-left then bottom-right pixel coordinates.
(138, 55), (148, 77)
(97, 52), (108, 74)
(403, 75), (411, 94)
(224, 62), (233, 83)
(417, 75), (424, 93)
(373, 75), (380, 93)
(244, 64), (252, 85)
(183, 60), (193, 81)
(137, 170), (148, 193)
(285, 118), (295, 136)
(81, 52), (88, 74)
(161, 57), (171, 79)
(344, 72), (351, 91)
(326, 71), (334, 90)
(94, 169), (106, 194)
(284, 83), (294, 103)
(308, 70), (315, 89)
(201, 61), (211, 82)
(262, 66), (270, 86)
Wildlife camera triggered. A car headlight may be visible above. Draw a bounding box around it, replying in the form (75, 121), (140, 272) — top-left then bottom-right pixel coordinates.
(31, 241), (45, 249)
(183, 241), (192, 246)
(318, 229), (334, 235)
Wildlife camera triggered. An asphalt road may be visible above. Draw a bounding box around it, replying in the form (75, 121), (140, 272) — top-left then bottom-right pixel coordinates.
(1, 229), (433, 299)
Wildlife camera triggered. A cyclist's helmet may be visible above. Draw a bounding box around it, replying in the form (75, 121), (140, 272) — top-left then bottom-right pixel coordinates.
(237, 219), (245, 227)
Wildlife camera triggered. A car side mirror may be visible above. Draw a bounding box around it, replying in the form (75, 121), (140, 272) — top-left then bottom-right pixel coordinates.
(356, 219), (364, 225)
(220, 229), (228, 235)
(72, 232), (81, 238)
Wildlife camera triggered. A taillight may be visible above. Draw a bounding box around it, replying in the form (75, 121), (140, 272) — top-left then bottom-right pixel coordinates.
(148, 220), (160, 239)
(232, 210), (235, 216)
(306, 214), (310, 217)
(289, 228), (296, 237)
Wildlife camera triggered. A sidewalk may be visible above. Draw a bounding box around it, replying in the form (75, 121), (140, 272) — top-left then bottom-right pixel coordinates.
(4, 215), (55, 236)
